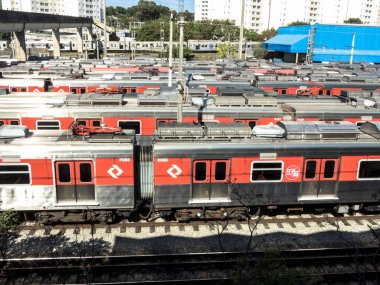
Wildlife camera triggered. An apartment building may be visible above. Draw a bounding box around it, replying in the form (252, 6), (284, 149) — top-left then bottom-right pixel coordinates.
(195, 0), (380, 32)
(2, 0), (103, 20)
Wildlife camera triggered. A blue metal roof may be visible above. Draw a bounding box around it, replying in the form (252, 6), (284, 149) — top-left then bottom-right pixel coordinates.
(263, 24), (380, 63)
(264, 34), (308, 53)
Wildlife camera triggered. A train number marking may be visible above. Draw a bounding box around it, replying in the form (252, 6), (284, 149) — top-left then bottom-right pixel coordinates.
(108, 165), (123, 179)
(167, 164), (182, 179)
(285, 165), (300, 180)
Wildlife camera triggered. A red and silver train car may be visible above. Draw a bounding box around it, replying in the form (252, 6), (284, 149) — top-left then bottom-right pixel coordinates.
(1, 121), (380, 222)
(256, 81), (380, 96)
(0, 78), (49, 93)
(0, 128), (134, 222)
(1, 93), (380, 135)
(50, 78), (174, 94)
(151, 121), (380, 220)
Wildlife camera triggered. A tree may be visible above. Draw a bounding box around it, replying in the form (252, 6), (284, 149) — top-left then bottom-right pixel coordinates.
(107, 0), (171, 24)
(287, 21), (309, 26)
(252, 43), (268, 59)
(217, 43), (237, 59)
(344, 18), (363, 24)
(260, 28), (277, 41)
(244, 29), (261, 41)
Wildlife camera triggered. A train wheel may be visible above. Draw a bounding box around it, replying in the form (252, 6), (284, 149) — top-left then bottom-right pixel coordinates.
(249, 207), (261, 218)
(139, 204), (153, 220)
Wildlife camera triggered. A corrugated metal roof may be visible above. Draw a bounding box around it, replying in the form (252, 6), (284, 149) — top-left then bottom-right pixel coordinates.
(265, 34), (308, 45)
(263, 34), (308, 53)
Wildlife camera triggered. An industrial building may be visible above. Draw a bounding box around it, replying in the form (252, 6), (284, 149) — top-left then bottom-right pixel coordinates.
(263, 24), (380, 64)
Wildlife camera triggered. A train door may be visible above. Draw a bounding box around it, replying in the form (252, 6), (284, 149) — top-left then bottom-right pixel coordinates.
(55, 161), (95, 203)
(301, 158), (339, 198)
(192, 160), (230, 200)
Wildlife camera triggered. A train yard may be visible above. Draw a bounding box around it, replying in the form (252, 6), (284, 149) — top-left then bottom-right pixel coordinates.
(0, 57), (380, 283)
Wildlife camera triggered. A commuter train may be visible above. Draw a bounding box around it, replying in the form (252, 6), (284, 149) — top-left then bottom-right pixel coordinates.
(1, 77), (380, 96)
(0, 120), (380, 223)
(1, 92), (380, 136)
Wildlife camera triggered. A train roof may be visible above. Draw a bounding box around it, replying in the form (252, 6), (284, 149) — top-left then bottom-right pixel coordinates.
(153, 121), (380, 155)
(0, 130), (134, 158)
(257, 81), (380, 89)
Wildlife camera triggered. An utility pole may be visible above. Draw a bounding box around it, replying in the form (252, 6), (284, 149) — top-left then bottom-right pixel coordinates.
(349, 32), (356, 65)
(103, 0), (107, 58)
(177, 16), (185, 123)
(95, 32), (100, 59)
(239, 0), (246, 59)
(160, 22), (165, 61)
(131, 30), (136, 60)
(168, 11), (174, 88)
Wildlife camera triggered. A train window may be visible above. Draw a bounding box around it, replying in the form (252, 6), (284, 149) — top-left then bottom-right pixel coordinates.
(11, 88), (17, 92)
(92, 120), (101, 127)
(323, 160), (335, 179)
(248, 121), (257, 129)
(79, 163), (92, 183)
(10, 120), (19, 125)
(157, 119), (177, 128)
(358, 160), (380, 179)
(36, 120), (60, 130)
(0, 121), (4, 126)
(195, 162), (207, 181)
(118, 121), (141, 134)
(130, 88), (137, 93)
(0, 164), (30, 185)
(80, 88), (86, 94)
(318, 90), (324, 95)
(214, 162), (226, 181)
(58, 164), (71, 183)
(251, 161), (283, 182)
(326, 90), (331, 96)
(77, 120), (87, 126)
(21, 88), (27, 92)
(305, 161), (317, 179)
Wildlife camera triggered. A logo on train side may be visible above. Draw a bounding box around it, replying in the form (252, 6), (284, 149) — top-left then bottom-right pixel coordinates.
(108, 165), (123, 179)
(285, 165), (300, 180)
(167, 164), (182, 179)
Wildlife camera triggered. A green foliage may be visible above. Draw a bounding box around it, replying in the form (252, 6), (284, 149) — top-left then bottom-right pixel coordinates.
(244, 30), (261, 41)
(217, 43), (237, 59)
(231, 251), (322, 285)
(0, 211), (19, 258)
(252, 43), (268, 59)
(260, 28), (277, 41)
(0, 211), (19, 235)
(106, 0), (171, 27)
(344, 18), (363, 24)
(287, 21), (309, 26)
(165, 45), (194, 61)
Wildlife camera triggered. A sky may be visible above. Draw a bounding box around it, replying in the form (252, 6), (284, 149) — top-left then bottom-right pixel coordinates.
(107, 0), (195, 12)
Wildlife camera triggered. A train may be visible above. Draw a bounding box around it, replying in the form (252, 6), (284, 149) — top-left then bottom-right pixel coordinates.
(1, 76), (380, 96)
(1, 91), (380, 136)
(0, 120), (380, 223)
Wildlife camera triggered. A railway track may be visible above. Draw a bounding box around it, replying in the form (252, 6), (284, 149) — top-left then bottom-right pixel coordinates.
(1, 247), (380, 284)
(17, 212), (380, 236)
